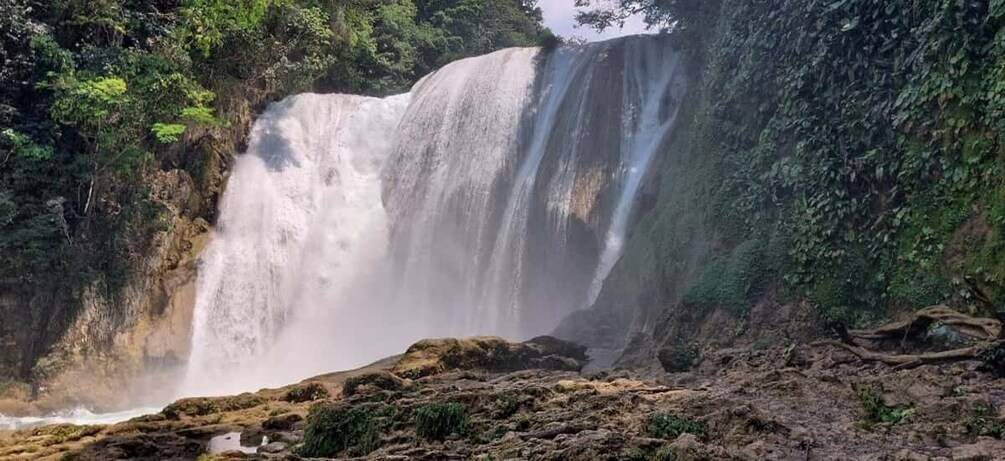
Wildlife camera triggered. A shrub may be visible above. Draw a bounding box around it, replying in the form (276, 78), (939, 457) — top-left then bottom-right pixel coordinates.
(415, 402), (469, 441)
(855, 384), (912, 425)
(653, 447), (678, 461)
(298, 404), (378, 457)
(283, 382), (330, 403)
(646, 412), (707, 440)
(342, 372), (405, 397)
(658, 343), (699, 373)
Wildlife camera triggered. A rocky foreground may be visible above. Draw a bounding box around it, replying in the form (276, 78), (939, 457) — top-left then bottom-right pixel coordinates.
(1, 333), (1004, 460)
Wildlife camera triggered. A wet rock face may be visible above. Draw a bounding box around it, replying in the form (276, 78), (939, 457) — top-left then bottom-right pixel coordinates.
(391, 336), (588, 379)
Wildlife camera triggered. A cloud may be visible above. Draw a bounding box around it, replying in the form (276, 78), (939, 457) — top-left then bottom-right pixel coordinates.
(537, 0), (649, 42)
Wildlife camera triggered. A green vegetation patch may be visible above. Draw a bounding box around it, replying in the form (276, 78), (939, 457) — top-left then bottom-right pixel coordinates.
(415, 402), (470, 441)
(855, 384), (913, 425)
(283, 382), (330, 403)
(162, 393), (264, 419)
(342, 372), (405, 398)
(646, 412), (707, 440)
(965, 402), (1005, 439)
(683, 239), (771, 315)
(657, 343), (699, 373)
(299, 404), (379, 457)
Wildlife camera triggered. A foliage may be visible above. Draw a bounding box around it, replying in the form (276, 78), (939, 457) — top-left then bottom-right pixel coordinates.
(282, 382), (330, 403)
(602, 0), (1005, 329)
(299, 404), (378, 457)
(2, 129), (52, 160)
(652, 447), (678, 461)
(657, 343), (698, 373)
(855, 384), (912, 425)
(415, 401), (469, 441)
(682, 238), (771, 314)
(964, 402), (1005, 439)
(574, 0), (718, 34)
(176, 0), (276, 57)
(645, 412), (707, 440)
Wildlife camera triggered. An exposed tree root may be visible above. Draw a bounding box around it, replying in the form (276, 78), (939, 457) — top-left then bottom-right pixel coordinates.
(814, 306), (1003, 370)
(846, 305), (1000, 342)
(815, 339), (1004, 370)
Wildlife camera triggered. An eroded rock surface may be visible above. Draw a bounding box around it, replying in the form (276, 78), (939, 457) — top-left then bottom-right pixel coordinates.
(1, 336), (1002, 460)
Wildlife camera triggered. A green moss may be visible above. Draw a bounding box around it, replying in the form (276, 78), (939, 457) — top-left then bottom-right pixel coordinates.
(682, 239), (770, 315)
(415, 402), (469, 441)
(283, 382), (330, 403)
(298, 404), (378, 457)
(162, 393), (264, 419)
(342, 372), (403, 398)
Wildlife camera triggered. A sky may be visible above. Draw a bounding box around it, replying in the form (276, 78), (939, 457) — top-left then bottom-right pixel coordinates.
(537, 0), (649, 42)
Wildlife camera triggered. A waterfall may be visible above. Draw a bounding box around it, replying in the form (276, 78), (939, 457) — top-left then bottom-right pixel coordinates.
(182, 35), (686, 397)
(182, 94), (409, 396)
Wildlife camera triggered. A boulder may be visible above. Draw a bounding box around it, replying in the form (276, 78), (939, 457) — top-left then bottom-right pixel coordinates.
(392, 336), (588, 379)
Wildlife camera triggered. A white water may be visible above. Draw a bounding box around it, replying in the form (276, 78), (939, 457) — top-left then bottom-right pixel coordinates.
(586, 38), (687, 305)
(181, 36), (686, 397)
(0, 407), (160, 430)
(181, 94), (409, 396)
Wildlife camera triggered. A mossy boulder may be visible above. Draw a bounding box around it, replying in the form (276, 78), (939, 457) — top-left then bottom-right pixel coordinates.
(342, 371), (410, 398)
(162, 393), (264, 419)
(392, 336), (587, 379)
(282, 382), (331, 403)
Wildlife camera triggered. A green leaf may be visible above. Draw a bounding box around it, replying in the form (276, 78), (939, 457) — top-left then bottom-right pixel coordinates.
(2, 129), (53, 160)
(180, 106), (228, 127)
(151, 123), (187, 143)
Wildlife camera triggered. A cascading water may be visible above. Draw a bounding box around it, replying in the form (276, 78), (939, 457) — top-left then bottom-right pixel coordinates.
(182, 94), (409, 396)
(182, 35), (686, 397)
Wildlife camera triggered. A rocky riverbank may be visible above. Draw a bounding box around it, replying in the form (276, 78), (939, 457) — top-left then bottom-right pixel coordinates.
(1, 334), (1003, 460)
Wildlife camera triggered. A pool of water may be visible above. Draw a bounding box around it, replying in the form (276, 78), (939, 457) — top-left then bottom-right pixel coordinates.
(207, 432), (263, 454)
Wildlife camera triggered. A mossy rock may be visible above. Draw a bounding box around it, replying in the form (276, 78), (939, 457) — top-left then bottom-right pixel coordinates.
(162, 393), (264, 419)
(392, 336), (587, 379)
(657, 343), (699, 373)
(27, 424), (102, 445)
(342, 371), (410, 398)
(283, 382), (331, 403)
(263, 413), (304, 431)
